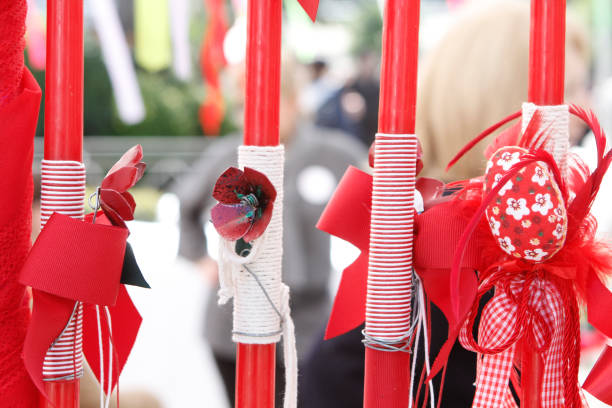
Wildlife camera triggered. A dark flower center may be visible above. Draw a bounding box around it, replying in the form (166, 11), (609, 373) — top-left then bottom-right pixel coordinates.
(241, 193), (260, 208)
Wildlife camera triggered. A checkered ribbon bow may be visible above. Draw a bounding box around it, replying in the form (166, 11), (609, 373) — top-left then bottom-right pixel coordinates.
(458, 269), (585, 408)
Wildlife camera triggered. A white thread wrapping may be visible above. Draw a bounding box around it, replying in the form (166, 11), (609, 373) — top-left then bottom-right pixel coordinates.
(216, 145), (298, 408)
(233, 145), (284, 343)
(521, 103), (570, 177)
(41, 160), (86, 381)
(365, 133), (417, 342)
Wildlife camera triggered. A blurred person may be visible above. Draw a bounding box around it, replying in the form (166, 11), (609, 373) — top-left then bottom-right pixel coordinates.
(174, 57), (367, 407)
(301, 2), (591, 407)
(316, 51), (380, 147)
(417, 0), (590, 181)
(299, 59), (339, 118)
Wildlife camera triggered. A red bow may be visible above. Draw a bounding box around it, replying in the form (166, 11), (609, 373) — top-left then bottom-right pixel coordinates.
(318, 152), (612, 406)
(20, 146), (146, 398)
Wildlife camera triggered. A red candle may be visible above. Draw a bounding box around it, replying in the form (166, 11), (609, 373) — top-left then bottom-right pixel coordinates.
(523, 1), (566, 406)
(236, 344), (276, 408)
(41, 1), (83, 406)
(40, 381), (79, 408)
(44, 0), (83, 162)
(243, 0), (282, 147)
(377, 0), (420, 135)
(236, 0), (282, 406)
(528, 0), (566, 105)
(364, 1), (420, 407)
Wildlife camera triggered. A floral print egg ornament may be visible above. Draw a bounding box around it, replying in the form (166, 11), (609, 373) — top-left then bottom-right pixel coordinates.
(484, 146), (567, 263)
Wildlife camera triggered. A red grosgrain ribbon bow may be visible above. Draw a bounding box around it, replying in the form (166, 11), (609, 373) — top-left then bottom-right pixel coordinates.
(20, 146), (147, 397)
(317, 165), (478, 340)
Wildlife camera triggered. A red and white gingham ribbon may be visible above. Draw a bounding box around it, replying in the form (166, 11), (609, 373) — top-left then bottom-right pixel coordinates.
(40, 160), (86, 381)
(458, 273), (579, 408)
(365, 133), (417, 343)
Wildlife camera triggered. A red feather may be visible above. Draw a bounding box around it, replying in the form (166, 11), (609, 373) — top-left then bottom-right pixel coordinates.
(447, 110), (521, 171)
(565, 106), (612, 239)
(570, 105), (607, 166)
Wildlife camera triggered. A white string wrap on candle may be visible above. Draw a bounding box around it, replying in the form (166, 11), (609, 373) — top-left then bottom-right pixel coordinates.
(41, 160), (86, 381)
(216, 145), (298, 408)
(521, 103), (570, 177)
(365, 133), (417, 345)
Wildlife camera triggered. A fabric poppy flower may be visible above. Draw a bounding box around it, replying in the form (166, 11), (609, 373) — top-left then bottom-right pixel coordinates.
(211, 167), (277, 242)
(99, 145), (146, 228)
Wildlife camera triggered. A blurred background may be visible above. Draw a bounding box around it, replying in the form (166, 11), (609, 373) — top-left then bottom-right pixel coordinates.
(24, 0), (612, 406)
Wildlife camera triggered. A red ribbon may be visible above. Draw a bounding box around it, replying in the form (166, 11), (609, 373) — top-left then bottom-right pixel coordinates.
(458, 268), (580, 407)
(318, 164), (612, 404)
(20, 212), (141, 397)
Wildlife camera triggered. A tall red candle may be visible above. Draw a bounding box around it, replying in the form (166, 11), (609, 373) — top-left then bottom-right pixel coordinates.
(377, 0), (419, 135)
(243, 0), (282, 147)
(236, 0), (282, 406)
(523, 1), (566, 406)
(364, 1), (420, 407)
(40, 0), (83, 406)
(528, 0), (565, 106)
(44, 0), (83, 162)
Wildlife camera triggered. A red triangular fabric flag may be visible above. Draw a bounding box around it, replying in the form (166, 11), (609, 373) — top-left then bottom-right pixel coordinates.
(83, 286), (142, 393)
(297, 0), (319, 21)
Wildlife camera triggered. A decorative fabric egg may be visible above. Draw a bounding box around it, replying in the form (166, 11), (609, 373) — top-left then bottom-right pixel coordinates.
(484, 147), (568, 263)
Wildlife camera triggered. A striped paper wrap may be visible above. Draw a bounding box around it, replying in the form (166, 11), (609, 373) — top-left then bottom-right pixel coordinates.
(40, 160), (86, 381)
(365, 133), (418, 343)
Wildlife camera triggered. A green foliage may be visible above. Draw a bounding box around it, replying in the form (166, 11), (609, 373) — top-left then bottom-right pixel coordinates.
(26, 27), (235, 137)
(112, 69), (204, 136)
(350, 2), (383, 56)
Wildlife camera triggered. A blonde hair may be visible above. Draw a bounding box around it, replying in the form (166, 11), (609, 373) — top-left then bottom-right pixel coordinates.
(416, 1), (589, 181)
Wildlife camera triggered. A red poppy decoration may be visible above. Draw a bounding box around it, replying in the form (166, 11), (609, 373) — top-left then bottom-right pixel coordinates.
(99, 145), (146, 228)
(211, 167), (277, 242)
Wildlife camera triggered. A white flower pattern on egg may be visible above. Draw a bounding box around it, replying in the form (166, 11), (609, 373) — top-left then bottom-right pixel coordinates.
(524, 248), (548, 262)
(496, 151), (521, 171)
(531, 166), (548, 186)
(506, 197), (530, 220)
(493, 173), (513, 196)
(531, 193), (553, 216)
(498, 236), (516, 254)
(552, 223), (565, 240)
(489, 216), (501, 236)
